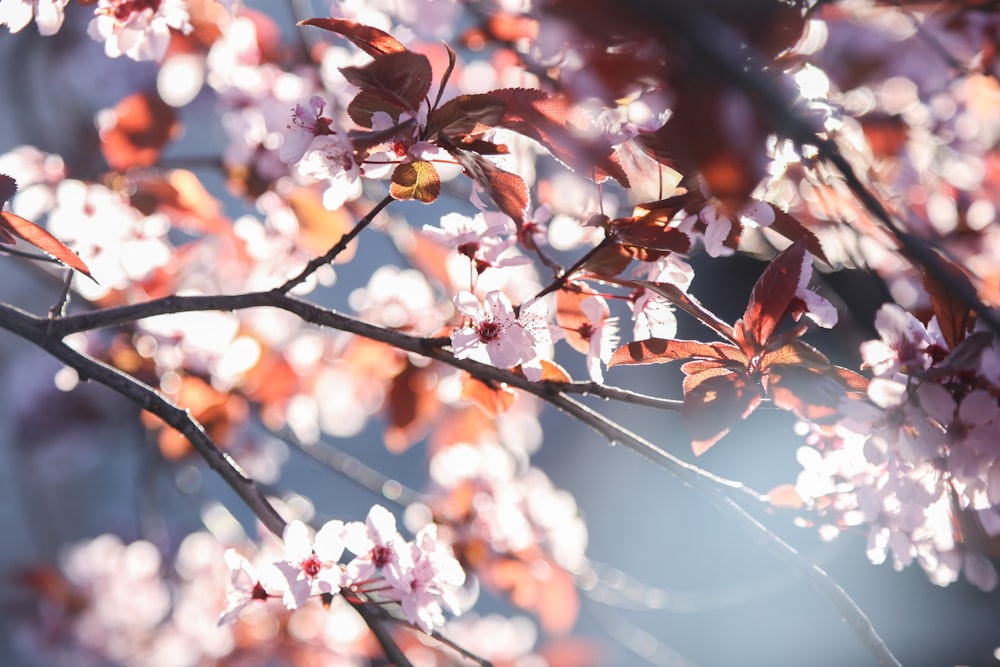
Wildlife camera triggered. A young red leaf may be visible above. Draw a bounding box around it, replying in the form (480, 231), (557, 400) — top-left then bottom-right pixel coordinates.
(922, 256), (977, 349)
(425, 93), (507, 140)
(682, 371), (762, 455)
(578, 242), (633, 278)
(389, 160), (441, 203)
(741, 239), (807, 350)
(443, 141), (529, 224)
(765, 364), (847, 424)
(611, 214), (691, 254)
(486, 88), (630, 187)
(766, 205), (829, 265)
(0, 174), (15, 205)
(341, 51), (433, 113)
(347, 90), (407, 129)
(0, 211), (93, 278)
(609, 338), (746, 368)
(298, 18), (407, 56)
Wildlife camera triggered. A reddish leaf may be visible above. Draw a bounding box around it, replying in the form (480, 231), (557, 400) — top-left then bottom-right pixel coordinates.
(766, 364), (848, 424)
(444, 141), (529, 224)
(537, 359), (573, 383)
(99, 92), (179, 171)
(341, 51), (433, 113)
(0, 211), (93, 278)
(579, 242), (633, 278)
(682, 371), (762, 455)
(389, 160), (441, 203)
(922, 256), (977, 349)
(741, 239), (806, 350)
(611, 213), (691, 254)
(486, 88), (630, 187)
(680, 361), (737, 394)
(609, 338), (745, 368)
(298, 18), (407, 56)
(347, 90), (407, 129)
(767, 205), (829, 265)
(425, 93), (507, 139)
(461, 374), (517, 417)
(0, 174), (15, 205)
(130, 169), (230, 235)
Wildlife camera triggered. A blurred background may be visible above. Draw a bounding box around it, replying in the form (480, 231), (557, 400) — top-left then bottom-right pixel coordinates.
(1, 2), (1000, 667)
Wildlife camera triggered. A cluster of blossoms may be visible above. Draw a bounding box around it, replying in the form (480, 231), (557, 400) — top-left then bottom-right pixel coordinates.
(794, 303), (1000, 590)
(4, 0), (1000, 664)
(1, 0), (199, 62)
(224, 505), (465, 633)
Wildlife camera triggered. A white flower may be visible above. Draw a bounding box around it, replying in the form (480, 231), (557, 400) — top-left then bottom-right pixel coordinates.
(0, 0), (67, 35)
(342, 504), (405, 584)
(88, 0), (192, 62)
(384, 524), (465, 632)
(273, 519), (346, 609)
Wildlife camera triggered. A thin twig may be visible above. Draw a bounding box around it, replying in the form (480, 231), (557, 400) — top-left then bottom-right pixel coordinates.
(276, 195), (393, 294)
(48, 269), (73, 320)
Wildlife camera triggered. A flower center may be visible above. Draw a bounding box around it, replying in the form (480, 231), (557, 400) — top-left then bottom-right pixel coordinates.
(371, 544), (394, 568)
(104, 0), (161, 21)
(301, 553), (323, 578)
(251, 582), (269, 601)
(477, 319), (503, 342)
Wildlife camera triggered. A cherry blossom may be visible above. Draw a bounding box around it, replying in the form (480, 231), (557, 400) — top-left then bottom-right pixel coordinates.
(451, 290), (541, 378)
(274, 519), (346, 609)
(341, 504), (404, 584)
(0, 0), (67, 36)
(860, 303), (948, 377)
(577, 295), (620, 383)
(384, 524), (465, 632)
(87, 0), (193, 62)
(218, 549), (272, 626)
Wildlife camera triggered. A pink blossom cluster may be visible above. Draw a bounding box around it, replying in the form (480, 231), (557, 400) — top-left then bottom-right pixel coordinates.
(223, 505), (465, 633)
(794, 303), (1000, 590)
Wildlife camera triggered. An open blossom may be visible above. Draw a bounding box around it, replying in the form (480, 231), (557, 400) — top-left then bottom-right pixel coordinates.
(384, 524), (465, 632)
(578, 295), (620, 383)
(274, 519), (346, 609)
(87, 0), (193, 62)
(424, 212), (531, 278)
(451, 291), (556, 381)
(218, 549), (273, 626)
(342, 504), (404, 584)
(860, 303), (948, 377)
(280, 96), (360, 211)
(0, 0), (67, 35)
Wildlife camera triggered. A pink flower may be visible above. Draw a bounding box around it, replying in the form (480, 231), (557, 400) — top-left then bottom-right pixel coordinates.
(860, 303), (948, 377)
(0, 0), (67, 35)
(577, 295), (620, 383)
(423, 212), (530, 279)
(451, 291), (555, 381)
(217, 549), (272, 626)
(342, 504), (404, 584)
(279, 98), (361, 211)
(384, 524), (465, 632)
(274, 519), (346, 609)
(87, 0), (193, 62)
